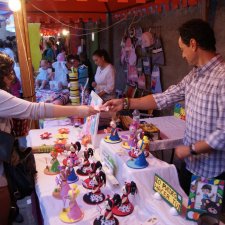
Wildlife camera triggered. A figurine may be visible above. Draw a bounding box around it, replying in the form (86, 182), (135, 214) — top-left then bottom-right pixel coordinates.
(40, 132), (52, 139)
(112, 181), (137, 216)
(66, 158), (79, 184)
(126, 135), (149, 169)
(76, 148), (94, 176)
(59, 184), (84, 223)
(82, 161), (103, 189)
(94, 194), (121, 225)
(44, 150), (60, 175)
(122, 123), (138, 150)
(63, 142), (81, 166)
(53, 166), (71, 200)
(83, 171), (106, 205)
(104, 120), (121, 144)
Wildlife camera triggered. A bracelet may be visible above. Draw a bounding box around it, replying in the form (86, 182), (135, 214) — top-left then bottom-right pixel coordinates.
(123, 98), (130, 110)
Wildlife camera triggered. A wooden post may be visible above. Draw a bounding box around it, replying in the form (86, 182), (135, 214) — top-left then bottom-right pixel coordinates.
(14, 0), (35, 102)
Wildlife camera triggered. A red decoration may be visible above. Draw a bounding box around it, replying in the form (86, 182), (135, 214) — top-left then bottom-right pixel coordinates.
(58, 128), (70, 134)
(40, 132), (52, 139)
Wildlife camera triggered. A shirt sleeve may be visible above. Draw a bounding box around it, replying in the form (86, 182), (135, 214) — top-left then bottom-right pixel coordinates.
(205, 78), (225, 150)
(0, 90), (54, 120)
(103, 65), (115, 94)
(153, 73), (191, 110)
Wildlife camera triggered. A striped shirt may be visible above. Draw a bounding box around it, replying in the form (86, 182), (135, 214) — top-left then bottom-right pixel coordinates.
(153, 54), (225, 178)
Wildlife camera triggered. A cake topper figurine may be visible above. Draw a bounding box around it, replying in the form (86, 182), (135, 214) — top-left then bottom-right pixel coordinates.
(94, 194), (121, 225)
(126, 135), (150, 169)
(76, 147), (94, 176)
(122, 123), (138, 150)
(66, 158), (79, 183)
(82, 161), (103, 189)
(112, 181), (137, 216)
(104, 120), (122, 144)
(83, 171), (106, 205)
(44, 150), (60, 175)
(63, 142), (81, 167)
(53, 166), (70, 200)
(59, 184), (84, 223)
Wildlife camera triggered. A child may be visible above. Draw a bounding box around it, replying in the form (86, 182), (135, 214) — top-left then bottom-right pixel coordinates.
(35, 59), (51, 90)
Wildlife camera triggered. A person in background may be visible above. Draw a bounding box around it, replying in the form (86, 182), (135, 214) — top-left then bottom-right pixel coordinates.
(0, 52), (98, 225)
(92, 49), (116, 102)
(104, 19), (225, 197)
(42, 40), (55, 63)
(35, 59), (51, 90)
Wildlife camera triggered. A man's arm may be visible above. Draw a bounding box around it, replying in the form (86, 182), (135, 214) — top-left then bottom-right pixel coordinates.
(129, 95), (158, 110)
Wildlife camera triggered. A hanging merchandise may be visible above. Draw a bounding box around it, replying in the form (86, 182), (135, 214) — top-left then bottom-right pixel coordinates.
(135, 26), (143, 47)
(152, 37), (165, 65)
(128, 65), (138, 85)
(151, 65), (162, 93)
(138, 73), (146, 90)
(141, 31), (155, 48)
(142, 56), (151, 76)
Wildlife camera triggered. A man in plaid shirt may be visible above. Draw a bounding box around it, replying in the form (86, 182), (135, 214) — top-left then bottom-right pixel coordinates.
(104, 19), (225, 195)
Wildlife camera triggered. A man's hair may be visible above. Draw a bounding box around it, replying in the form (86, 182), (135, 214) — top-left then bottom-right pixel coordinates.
(179, 18), (216, 52)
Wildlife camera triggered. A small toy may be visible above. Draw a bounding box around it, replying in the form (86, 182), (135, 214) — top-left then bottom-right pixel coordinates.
(83, 171), (106, 205)
(76, 148), (94, 176)
(53, 166), (71, 199)
(44, 151), (60, 175)
(93, 194), (121, 225)
(58, 128), (70, 134)
(40, 132), (52, 139)
(63, 142), (81, 166)
(59, 184), (84, 223)
(66, 158), (79, 184)
(112, 181), (137, 216)
(82, 161), (103, 189)
(104, 120), (121, 144)
(121, 123), (138, 150)
(126, 135), (150, 169)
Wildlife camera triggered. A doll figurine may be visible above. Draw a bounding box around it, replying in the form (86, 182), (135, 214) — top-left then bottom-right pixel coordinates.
(94, 194), (121, 225)
(53, 166), (70, 200)
(44, 150), (60, 175)
(126, 135), (150, 169)
(63, 142), (81, 166)
(112, 181), (137, 216)
(104, 120), (121, 144)
(76, 148), (94, 176)
(83, 171), (106, 205)
(122, 123), (138, 150)
(66, 158), (79, 184)
(82, 161), (103, 189)
(59, 184), (84, 223)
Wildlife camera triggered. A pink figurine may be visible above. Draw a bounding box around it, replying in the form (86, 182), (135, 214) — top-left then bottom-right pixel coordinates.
(83, 171), (106, 205)
(53, 166), (71, 200)
(59, 184), (84, 223)
(122, 123), (138, 150)
(112, 181), (137, 216)
(76, 148), (94, 176)
(93, 194), (121, 225)
(63, 142), (81, 166)
(82, 161), (103, 189)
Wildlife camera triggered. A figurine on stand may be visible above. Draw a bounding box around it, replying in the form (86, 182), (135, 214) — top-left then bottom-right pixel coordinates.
(53, 166), (70, 200)
(63, 142), (81, 166)
(44, 150), (60, 175)
(59, 184), (84, 223)
(122, 123), (138, 150)
(112, 181), (137, 216)
(82, 161), (103, 189)
(66, 158), (79, 183)
(94, 194), (121, 225)
(83, 171), (106, 205)
(104, 120), (122, 144)
(77, 147), (94, 176)
(126, 135), (150, 169)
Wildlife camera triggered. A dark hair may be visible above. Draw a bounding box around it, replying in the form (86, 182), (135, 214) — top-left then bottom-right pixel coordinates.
(202, 184), (212, 191)
(92, 49), (111, 63)
(178, 18), (216, 52)
(66, 54), (76, 62)
(0, 52), (14, 90)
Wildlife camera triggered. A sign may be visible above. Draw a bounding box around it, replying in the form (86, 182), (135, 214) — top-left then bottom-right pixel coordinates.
(153, 174), (183, 214)
(186, 175), (224, 221)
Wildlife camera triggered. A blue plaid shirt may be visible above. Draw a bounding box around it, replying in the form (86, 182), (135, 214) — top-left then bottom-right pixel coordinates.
(153, 55), (225, 178)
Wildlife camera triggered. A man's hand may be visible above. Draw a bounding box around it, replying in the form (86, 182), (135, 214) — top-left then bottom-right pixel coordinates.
(102, 99), (124, 112)
(78, 105), (99, 118)
(175, 145), (191, 160)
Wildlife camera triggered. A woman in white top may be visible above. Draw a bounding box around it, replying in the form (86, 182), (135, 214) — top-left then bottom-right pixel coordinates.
(92, 49), (116, 102)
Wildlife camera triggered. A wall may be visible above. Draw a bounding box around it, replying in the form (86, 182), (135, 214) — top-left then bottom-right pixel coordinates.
(100, 1), (224, 115)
